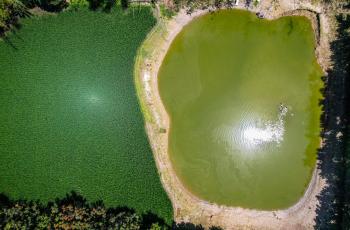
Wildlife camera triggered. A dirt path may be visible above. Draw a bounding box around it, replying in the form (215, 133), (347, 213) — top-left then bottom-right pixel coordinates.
(134, 1), (334, 229)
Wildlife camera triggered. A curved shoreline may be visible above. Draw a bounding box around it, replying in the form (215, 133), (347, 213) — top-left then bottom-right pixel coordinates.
(135, 1), (332, 228)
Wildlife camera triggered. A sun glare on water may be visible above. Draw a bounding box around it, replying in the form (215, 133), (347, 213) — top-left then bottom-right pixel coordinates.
(243, 126), (282, 146)
(240, 104), (288, 151)
(214, 104), (289, 154)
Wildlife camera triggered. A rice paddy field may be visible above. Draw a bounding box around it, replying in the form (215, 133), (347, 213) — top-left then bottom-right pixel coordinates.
(0, 6), (172, 222)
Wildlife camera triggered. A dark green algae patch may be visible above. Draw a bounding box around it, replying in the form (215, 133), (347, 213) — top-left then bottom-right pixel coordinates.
(0, 7), (172, 222)
(158, 10), (324, 210)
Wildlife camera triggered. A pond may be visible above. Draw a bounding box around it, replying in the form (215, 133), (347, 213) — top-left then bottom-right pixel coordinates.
(158, 10), (323, 209)
(0, 7), (172, 222)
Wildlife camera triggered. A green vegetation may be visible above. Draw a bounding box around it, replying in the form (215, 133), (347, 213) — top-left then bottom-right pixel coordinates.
(170, 0), (236, 13)
(134, 20), (169, 123)
(121, 0), (128, 9)
(338, 11), (350, 230)
(68, 0), (89, 10)
(312, 1), (350, 229)
(159, 3), (175, 18)
(1, 0), (349, 227)
(19, 0), (68, 12)
(0, 0), (136, 36)
(0, 6), (172, 223)
(86, 0), (115, 11)
(0, 192), (222, 229)
(345, 114), (350, 228)
(0, 192), (151, 229)
(0, 0), (29, 35)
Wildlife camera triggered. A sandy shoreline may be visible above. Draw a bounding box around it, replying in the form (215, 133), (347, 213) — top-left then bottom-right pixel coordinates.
(134, 1), (333, 229)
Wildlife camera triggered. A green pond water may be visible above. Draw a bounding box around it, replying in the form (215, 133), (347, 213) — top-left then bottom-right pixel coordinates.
(0, 7), (172, 222)
(158, 10), (323, 209)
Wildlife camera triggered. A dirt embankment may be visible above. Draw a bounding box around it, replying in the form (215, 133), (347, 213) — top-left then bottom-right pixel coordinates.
(134, 0), (335, 229)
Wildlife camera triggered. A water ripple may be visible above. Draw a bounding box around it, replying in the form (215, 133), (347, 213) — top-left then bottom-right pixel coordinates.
(213, 104), (289, 156)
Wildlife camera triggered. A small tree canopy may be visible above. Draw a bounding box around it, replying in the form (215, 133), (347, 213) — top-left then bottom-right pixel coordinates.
(121, 0), (128, 9)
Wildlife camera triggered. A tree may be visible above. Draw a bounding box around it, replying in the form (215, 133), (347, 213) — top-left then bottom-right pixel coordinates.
(121, 0), (128, 9)
(19, 0), (68, 12)
(0, 191), (224, 229)
(0, 0), (29, 35)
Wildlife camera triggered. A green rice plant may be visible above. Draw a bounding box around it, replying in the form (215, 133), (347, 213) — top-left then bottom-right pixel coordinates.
(0, 6), (172, 224)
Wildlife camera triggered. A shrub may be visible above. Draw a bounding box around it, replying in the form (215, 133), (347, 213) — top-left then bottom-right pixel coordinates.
(20, 0), (68, 12)
(0, 0), (29, 35)
(121, 0), (127, 9)
(69, 0), (89, 10)
(160, 4), (175, 18)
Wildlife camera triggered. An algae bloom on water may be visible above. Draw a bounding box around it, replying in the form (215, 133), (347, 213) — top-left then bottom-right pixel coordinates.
(0, 7), (172, 222)
(158, 10), (324, 209)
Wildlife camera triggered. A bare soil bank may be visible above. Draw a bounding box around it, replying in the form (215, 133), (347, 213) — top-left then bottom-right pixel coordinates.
(135, 0), (336, 228)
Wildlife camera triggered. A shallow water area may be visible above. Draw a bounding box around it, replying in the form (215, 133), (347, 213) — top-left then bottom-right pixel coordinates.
(158, 9), (323, 209)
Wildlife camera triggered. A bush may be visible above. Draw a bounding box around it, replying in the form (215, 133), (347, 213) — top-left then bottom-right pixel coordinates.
(0, 192), (166, 229)
(0, 0), (29, 35)
(68, 0), (89, 10)
(160, 4), (175, 18)
(20, 0), (68, 12)
(0, 192), (223, 229)
(85, 0), (118, 11)
(121, 0), (127, 9)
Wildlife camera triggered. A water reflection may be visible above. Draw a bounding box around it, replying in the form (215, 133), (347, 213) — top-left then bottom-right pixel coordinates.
(242, 104), (288, 149)
(159, 10), (323, 208)
(214, 104), (289, 154)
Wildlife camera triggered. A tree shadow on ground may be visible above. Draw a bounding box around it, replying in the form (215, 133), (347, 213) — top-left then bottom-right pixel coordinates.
(0, 191), (223, 229)
(314, 13), (350, 230)
(172, 222), (223, 230)
(86, 0), (116, 12)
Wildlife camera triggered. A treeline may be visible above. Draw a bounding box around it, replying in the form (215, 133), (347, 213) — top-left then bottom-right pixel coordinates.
(170, 0), (245, 14)
(0, 191), (222, 229)
(171, 0), (240, 9)
(20, 0), (68, 12)
(85, 0), (129, 11)
(340, 2), (350, 229)
(0, 0), (133, 36)
(0, 0), (70, 35)
(156, 0), (249, 17)
(18, 0), (129, 12)
(314, 1), (350, 230)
